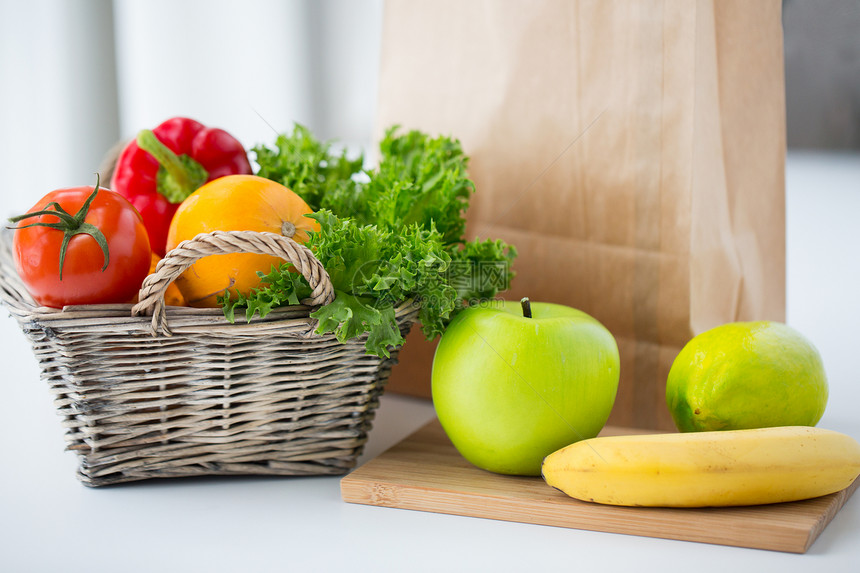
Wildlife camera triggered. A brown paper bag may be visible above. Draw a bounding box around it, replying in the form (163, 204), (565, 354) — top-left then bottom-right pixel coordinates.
(376, 0), (786, 430)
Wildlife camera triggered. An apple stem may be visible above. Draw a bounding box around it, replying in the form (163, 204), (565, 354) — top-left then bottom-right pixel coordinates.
(521, 297), (532, 318)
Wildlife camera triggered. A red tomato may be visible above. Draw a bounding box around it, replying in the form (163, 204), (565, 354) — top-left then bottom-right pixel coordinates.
(11, 185), (151, 308)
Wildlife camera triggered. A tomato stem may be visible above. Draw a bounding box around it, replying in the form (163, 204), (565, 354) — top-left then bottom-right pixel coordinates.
(521, 297), (532, 318)
(8, 175), (110, 280)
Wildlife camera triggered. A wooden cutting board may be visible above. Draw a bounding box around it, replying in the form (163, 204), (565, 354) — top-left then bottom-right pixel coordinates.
(341, 419), (859, 553)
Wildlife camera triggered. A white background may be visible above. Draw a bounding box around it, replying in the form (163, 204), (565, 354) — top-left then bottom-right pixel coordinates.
(0, 0), (383, 217)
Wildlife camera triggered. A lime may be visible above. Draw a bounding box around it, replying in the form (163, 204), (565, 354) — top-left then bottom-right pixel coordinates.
(666, 321), (828, 432)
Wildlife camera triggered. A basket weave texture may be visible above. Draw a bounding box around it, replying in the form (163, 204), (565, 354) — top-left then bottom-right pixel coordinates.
(0, 229), (417, 486)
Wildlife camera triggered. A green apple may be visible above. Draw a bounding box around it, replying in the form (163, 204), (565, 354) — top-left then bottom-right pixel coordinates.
(431, 298), (620, 476)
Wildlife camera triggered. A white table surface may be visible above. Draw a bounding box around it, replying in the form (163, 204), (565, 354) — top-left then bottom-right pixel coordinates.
(1, 151), (859, 572)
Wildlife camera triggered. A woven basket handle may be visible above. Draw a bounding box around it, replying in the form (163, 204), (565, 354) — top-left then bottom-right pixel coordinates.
(131, 230), (335, 336)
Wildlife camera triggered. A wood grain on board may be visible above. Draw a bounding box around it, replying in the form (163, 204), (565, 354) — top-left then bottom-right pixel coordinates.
(341, 419), (859, 553)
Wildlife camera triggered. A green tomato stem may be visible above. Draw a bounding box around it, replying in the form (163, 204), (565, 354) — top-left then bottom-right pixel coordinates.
(8, 175), (110, 280)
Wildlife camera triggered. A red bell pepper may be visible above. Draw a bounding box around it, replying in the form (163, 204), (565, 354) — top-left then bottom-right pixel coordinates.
(110, 117), (252, 256)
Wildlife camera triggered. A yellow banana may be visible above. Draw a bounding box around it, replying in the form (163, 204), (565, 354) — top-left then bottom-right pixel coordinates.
(541, 426), (860, 507)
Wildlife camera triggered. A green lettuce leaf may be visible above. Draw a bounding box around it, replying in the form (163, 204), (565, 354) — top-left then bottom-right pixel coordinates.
(310, 291), (403, 358)
(226, 125), (516, 357)
(252, 124), (364, 212)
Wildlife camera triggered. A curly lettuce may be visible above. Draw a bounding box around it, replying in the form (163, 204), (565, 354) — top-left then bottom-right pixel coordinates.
(223, 125), (516, 357)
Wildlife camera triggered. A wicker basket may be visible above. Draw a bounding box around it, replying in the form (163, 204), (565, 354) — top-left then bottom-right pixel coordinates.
(0, 228), (418, 486)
